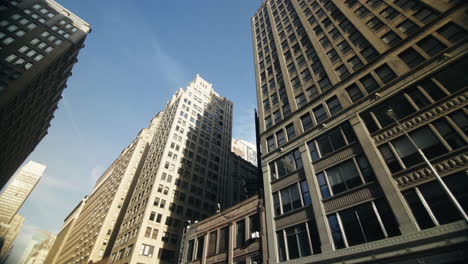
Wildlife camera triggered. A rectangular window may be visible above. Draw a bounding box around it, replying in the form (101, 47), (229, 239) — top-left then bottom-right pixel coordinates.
(286, 123), (296, 140)
(284, 223), (312, 260)
(399, 48), (425, 67)
(276, 130), (286, 146)
(437, 22), (466, 43)
(267, 136), (276, 152)
(295, 93), (307, 108)
(313, 105), (327, 123)
(301, 114), (314, 131)
(417, 35), (447, 56)
(270, 149), (303, 180)
(196, 236), (204, 260)
(375, 64), (397, 84)
(346, 83), (364, 102)
(208, 231), (217, 256)
(236, 219), (246, 248)
(326, 96), (342, 116)
(145, 227), (152, 238)
(219, 226), (229, 253)
(140, 244), (155, 257)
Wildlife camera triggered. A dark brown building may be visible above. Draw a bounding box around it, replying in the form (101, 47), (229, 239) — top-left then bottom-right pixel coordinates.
(252, 0), (467, 263)
(0, 0), (90, 189)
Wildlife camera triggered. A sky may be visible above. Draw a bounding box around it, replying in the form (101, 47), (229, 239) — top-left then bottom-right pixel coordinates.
(7, 0), (262, 262)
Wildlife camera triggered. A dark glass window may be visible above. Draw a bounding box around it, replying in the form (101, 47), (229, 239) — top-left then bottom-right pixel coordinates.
(326, 96), (342, 115)
(328, 215), (345, 249)
(273, 192), (281, 216)
(419, 79), (446, 101)
(399, 48), (425, 68)
(306, 85), (319, 101)
(196, 236), (204, 260)
(277, 231), (287, 261)
(379, 144), (402, 173)
(433, 118), (465, 149)
(236, 219), (246, 248)
(280, 183), (302, 214)
(267, 136), (276, 152)
(317, 172), (330, 199)
(276, 129), (286, 146)
(375, 64), (397, 84)
(346, 83), (364, 102)
(437, 22), (467, 43)
(187, 240), (194, 261)
(286, 123), (296, 140)
(301, 114), (314, 131)
(417, 36), (447, 56)
(449, 110), (468, 134)
(219, 226), (229, 253)
(432, 58), (468, 93)
(397, 19), (420, 35)
(300, 180), (312, 206)
(208, 231), (217, 256)
(285, 223), (311, 259)
(271, 149), (303, 180)
(336, 65), (350, 80)
(295, 93), (307, 108)
(406, 87), (430, 109)
(360, 74), (379, 92)
(326, 159), (363, 195)
(313, 105), (327, 123)
(308, 141), (319, 161)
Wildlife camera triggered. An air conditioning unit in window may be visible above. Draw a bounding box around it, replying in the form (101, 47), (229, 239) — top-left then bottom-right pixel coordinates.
(250, 231), (260, 239)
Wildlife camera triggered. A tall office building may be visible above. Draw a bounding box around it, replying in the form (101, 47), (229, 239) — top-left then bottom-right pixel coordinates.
(0, 0), (91, 189)
(0, 214), (24, 263)
(54, 116), (161, 264)
(227, 152), (259, 207)
(0, 161), (45, 225)
(232, 138), (258, 166)
(43, 196), (87, 264)
(20, 231), (55, 264)
(108, 74), (233, 264)
(252, 0), (467, 263)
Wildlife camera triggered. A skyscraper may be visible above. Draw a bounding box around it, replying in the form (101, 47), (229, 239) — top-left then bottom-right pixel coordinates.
(54, 116), (161, 264)
(252, 0), (467, 263)
(0, 214), (24, 263)
(107, 74), (233, 264)
(43, 196), (87, 264)
(231, 138), (258, 166)
(0, 161), (45, 225)
(19, 230), (55, 264)
(0, 0), (91, 189)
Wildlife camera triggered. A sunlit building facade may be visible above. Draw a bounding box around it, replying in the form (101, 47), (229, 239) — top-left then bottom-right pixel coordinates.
(252, 0), (467, 263)
(0, 0), (91, 190)
(108, 75), (233, 264)
(0, 161), (45, 225)
(55, 117), (161, 264)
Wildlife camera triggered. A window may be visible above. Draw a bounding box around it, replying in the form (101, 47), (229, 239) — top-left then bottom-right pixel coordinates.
(309, 122), (356, 159)
(417, 35), (447, 56)
(360, 74), (379, 92)
(399, 48), (425, 67)
(196, 236), (204, 260)
(403, 172), (467, 230)
(267, 136), (276, 152)
(327, 50), (340, 63)
(145, 227), (152, 238)
(250, 214), (261, 236)
(219, 226), (229, 253)
(381, 31), (401, 47)
(326, 96), (342, 116)
(414, 7), (438, 24)
(276, 130), (286, 146)
(286, 123), (296, 140)
(276, 222), (319, 261)
(346, 83), (363, 102)
(397, 19), (419, 35)
(140, 244), (154, 257)
(367, 17), (384, 31)
(348, 56), (363, 70)
(313, 105), (327, 123)
(375, 64), (397, 84)
(273, 110), (281, 124)
(301, 114), (314, 131)
(336, 65), (350, 80)
(306, 85), (319, 100)
(437, 22), (466, 43)
(265, 116), (272, 129)
(270, 149), (303, 180)
(236, 219), (246, 248)
(327, 200), (400, 249)
(295, 93), (307, 108)
(208, 231), (217, 256)
(187, 240), (195, 261)
(380, 6), (399, 20)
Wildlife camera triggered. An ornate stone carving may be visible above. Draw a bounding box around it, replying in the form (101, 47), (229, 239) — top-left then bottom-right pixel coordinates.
(395, 153), (468, 188)
(373, 93), (467, 144)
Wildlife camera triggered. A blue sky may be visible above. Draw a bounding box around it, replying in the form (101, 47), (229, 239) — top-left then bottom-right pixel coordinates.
(8, 0), (262, 262)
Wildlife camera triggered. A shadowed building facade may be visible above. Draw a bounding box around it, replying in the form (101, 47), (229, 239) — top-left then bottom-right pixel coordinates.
(0, 0), (90, 190)
(107, 75), (233, 264)
(252, 0), (467, 263)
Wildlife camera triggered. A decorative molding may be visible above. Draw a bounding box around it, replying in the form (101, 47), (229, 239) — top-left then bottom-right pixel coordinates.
(395, 152), (468, 188)
(271, 170), (305, 192)
(313, 145), (360, 172)
(323, 184), (381, 213)
(373, 93), (467, 145)
(275, 210), (313, 230)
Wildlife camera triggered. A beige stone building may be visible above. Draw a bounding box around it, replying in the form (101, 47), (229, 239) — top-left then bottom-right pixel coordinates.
(0, 161), (45, 225)
(0, 0), (90, 190)
(43, 196), (86, 264)
(252, 0), (467, 263)
(0, 214), (24, 263)
(54, 116), (161, 264)
(179, 195), (267, 264)
(107, 75), (233, 264)
(20, 231), (55, 264)
(231, 139), (258, 166)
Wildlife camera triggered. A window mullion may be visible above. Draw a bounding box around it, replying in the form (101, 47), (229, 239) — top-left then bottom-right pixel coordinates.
(336, 212), (349, 248)
(387, 141), (406, 169)
(297, 182), (305, 207)
(323, 170), (334, 196)
(371, 200), (388, 238)
(415, 187), (439, 227)
(305, 222), (314, 254)
(283, 230), (290, 261)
